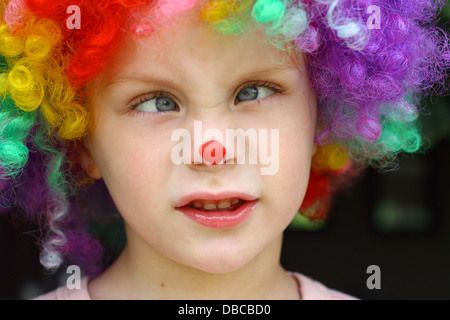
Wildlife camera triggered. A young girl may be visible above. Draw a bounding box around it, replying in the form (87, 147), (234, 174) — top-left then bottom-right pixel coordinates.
(0, 0), (448, 299)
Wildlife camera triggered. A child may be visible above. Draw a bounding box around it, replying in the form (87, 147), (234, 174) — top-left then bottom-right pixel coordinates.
(0, 0), (448, 299)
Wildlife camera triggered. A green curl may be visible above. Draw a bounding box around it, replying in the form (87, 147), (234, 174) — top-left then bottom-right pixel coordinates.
(33, 116), (70, 197)
(0, 96), (37, 178)
(251, 0), (285, 25)
(378, 119), (422, 153)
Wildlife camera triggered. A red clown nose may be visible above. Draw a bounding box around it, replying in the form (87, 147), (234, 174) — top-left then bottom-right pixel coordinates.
(199, 140), (226, 165)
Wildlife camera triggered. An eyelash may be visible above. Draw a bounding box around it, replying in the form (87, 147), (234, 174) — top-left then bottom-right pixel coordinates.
(126, 92), (176, 118)
(125, 81), (284, 118)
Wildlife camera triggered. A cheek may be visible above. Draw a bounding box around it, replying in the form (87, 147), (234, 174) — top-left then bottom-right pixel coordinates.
(100, 138), (177, 241)
(90, 124), (172, 212)
(279, 129), (313, 208)
(257, 130), (312, 234)
(120, 142), (169, 193)
(270, 97), (316, 214)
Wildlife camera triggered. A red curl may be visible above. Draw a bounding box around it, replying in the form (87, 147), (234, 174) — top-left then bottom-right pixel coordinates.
(25, 0), (152, 90)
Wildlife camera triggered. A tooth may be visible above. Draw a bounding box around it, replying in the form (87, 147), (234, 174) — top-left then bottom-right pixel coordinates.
(203, 203), (217, 210)
(231, 199), (239, 205)
(218, 201), (231, 209)
(193, 202), (203, 208)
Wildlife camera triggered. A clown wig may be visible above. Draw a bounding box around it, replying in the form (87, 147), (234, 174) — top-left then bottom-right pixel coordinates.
(0, 0), (448, 276)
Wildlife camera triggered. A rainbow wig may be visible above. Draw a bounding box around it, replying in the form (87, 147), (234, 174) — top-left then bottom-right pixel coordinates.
(0, 0), (448, 276)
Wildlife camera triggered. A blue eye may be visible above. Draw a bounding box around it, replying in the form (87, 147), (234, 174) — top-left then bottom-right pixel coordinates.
(155, 96), (177, 111)
(235, 84), (277, 103)
(237, 86), (258, 101)
(130, 95), (179, 113)
(132, 94), (179, 113)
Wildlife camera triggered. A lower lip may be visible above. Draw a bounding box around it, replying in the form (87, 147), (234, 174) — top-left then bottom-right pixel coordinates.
(176, 200), (258, 228)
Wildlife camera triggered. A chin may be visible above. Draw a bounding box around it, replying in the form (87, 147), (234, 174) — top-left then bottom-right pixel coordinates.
(188, 249), (255, 274)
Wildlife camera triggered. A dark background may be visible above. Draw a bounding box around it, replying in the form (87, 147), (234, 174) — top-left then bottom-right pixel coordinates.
(1, 4), (449, 300)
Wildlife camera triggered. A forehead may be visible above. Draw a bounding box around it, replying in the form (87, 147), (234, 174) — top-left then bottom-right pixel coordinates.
(93, 13), (301, 87)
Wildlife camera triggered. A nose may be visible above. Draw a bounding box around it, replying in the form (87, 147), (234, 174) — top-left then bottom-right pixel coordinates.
(199, 139), (226, 165)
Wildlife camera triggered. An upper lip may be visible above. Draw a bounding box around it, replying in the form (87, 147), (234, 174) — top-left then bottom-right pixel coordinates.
(175, 191), (259, 208)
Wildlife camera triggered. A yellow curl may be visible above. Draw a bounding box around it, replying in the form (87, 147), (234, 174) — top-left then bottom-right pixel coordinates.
(24, 19), (61, 61)
(0, 24), (24, 57)
(8, 58), (45, 112)
(0, 73), (8, 97)
(8, 63), (33, 89)
(40, 69), (91, 141)
(41, 99), (91, 140)
(57, 102), (91, 140)
(40, 98), (61, 129)
(25, 35), (52, 60)
(312, 143), (350, 171)
(1, 15), (90, 141)
(32, 19), (61, 47)
(201, 0), (253, 23)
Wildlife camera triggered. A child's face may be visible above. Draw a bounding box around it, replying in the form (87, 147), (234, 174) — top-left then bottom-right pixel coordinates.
(82, 14), (317, 273)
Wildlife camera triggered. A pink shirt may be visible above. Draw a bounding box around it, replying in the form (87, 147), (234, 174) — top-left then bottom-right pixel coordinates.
(34, 272), (357, 300)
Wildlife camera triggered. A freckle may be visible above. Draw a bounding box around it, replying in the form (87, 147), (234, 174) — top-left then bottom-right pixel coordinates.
(161, 283), (165, 287)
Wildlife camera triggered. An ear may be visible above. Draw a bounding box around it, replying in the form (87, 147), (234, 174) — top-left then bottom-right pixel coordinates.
(79, 139), (102, 180)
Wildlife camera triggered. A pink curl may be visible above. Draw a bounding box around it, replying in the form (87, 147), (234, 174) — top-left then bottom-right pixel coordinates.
(156, 0), (199, 19)
(4, 0), (27, 33)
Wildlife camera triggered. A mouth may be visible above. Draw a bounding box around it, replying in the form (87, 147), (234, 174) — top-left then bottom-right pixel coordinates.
(174, 191), (258, 208)
(185, 198), (246, 211)
(175, 193), (259, 228)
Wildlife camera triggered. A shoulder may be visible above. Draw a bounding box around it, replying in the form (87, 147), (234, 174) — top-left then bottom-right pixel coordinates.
(289, 272), (359, 300)
(33, 277), (92, 300)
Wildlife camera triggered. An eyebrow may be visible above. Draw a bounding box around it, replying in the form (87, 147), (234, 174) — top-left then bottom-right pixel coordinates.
(102, 74), (179, 90)
(101, 64), (300, 90)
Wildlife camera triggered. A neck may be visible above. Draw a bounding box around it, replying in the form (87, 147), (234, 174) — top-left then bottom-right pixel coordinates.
(88, 233), (299, 300)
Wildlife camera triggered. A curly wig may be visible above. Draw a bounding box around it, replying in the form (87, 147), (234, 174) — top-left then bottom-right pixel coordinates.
(0, 0), (448, 276)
